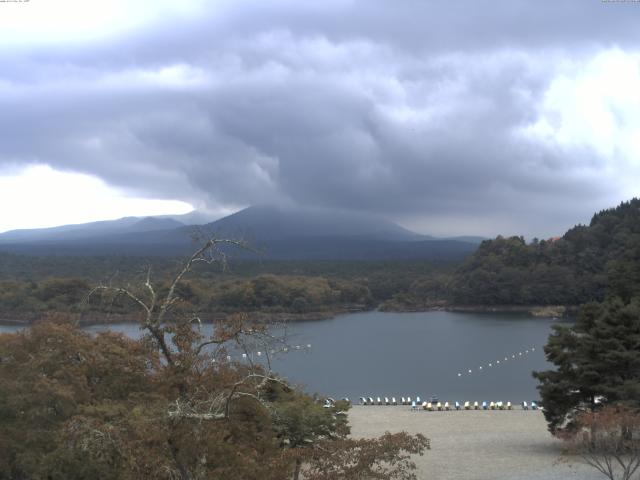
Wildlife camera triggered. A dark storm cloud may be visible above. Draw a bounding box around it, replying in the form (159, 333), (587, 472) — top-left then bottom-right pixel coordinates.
(1, 0), (639, 236)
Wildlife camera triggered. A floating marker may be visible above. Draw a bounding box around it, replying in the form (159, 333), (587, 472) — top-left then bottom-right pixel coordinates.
(518, 352), (522, 356)
(496, 360), (500, 364)
(295, 345), (301, 350)
(457, 373), (462, 377)
(468, 369), (472, 374)
(488, 363), (492, 367)
(307, 344), (312, 348)
(479, 366), (483, 370)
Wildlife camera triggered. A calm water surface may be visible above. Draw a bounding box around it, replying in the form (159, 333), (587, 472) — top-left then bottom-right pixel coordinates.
(1, 311), (565, 402)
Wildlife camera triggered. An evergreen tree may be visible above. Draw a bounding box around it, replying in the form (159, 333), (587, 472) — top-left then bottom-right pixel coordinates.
(533, 297), (640, 434)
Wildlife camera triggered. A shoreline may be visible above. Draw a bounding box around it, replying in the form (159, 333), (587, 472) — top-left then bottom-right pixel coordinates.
(0, 307), (366, 327)
(0, 303), (574, 327)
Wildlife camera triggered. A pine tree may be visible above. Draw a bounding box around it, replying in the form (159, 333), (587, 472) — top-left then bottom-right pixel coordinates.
(533, 297), (640, 434)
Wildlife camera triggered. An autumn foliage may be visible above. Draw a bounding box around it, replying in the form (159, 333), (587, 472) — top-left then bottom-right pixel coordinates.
(0, 239), (429, 479)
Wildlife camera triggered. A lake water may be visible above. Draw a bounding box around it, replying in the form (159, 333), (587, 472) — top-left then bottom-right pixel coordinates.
(1, 311), (564, 403)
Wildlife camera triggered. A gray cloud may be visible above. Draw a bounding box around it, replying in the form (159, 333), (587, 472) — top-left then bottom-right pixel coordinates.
(1, 0), (640, 237)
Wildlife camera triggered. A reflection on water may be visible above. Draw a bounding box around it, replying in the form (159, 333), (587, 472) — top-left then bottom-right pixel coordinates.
(1, 311), (565, 402)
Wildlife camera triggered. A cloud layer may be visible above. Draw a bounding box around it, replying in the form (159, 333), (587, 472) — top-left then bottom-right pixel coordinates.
(2, 0), (640, 236)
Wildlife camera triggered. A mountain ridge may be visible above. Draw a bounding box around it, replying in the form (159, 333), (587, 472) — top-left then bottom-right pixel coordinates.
(0, 205), (482, 261)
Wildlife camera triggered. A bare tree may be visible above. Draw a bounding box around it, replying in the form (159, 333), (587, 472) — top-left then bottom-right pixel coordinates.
(563, 405), (640, 480)
(88, 236), (289, 422)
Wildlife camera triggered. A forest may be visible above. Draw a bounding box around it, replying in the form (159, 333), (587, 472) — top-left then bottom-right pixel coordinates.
(0, 255), (454, 323)
(2, 199), (640, 323)
(385, 199), (640, 310)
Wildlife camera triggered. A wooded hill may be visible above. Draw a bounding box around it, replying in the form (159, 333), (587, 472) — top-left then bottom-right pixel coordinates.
(446, 198), (640, 306)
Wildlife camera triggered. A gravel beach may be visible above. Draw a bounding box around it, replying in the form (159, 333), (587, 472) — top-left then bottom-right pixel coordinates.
(348, 406), (603, 480)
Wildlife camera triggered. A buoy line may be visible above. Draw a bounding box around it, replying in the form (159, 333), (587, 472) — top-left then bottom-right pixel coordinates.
(211, 344), (312, 363)
(456, 346), (536, 377)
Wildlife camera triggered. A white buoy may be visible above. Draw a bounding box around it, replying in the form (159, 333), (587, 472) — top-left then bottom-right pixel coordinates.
(489, 363), (492, 367)
(519, 352), (522, 356)
(468, 369), (472, 374)
(458, 373), (462, 377)
(479, 366), (483, 370)
(496, 360), (500, 364)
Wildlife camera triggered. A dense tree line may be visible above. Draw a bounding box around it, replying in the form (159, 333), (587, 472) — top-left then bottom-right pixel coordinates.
(0, 255), (457, 321)
(0, 275), (375, 321)
(448, 199), (640, 306)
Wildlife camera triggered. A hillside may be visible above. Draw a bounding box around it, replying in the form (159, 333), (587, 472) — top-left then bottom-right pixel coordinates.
(446, 198), (640, 306)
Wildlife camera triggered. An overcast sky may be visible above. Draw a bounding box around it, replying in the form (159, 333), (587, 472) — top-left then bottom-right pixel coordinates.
(1, 0), (639, 236)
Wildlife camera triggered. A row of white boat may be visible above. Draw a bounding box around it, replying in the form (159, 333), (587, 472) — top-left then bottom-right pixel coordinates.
(357, 397), (541, 411)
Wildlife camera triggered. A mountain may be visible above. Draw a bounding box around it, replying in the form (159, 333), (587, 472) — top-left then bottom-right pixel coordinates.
(0, 205), (479, 261)
(0, 216), (185, 244)
(204, 205), (427, 242)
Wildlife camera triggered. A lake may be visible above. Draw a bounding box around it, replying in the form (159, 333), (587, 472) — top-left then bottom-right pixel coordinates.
(0, 311), (564, 403)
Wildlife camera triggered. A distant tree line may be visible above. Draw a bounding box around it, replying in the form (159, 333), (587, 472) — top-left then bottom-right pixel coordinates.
(0, 255), (457, 321)
(0, 274), (376, 322)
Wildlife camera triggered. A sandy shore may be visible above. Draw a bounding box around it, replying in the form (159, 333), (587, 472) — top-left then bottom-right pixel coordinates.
(348, 406), (601, 480)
